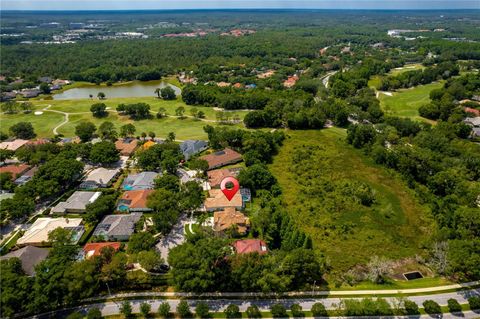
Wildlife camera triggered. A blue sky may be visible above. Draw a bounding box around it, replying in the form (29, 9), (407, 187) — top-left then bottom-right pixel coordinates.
(1, 0), (478, 10)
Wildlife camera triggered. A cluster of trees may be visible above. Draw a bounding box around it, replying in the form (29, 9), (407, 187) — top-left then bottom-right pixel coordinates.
(90, 103), (108, 118)
(419, 73), (480, 121)
(168, 236), (323, 292)
(1, 101), (33, 114)
(347, 117), (480, 280)
(155, 86), (176, 100)
(204, 125), (285, 166)
(147, 174), (204, 234)
(75, 120), (140, 143)
(8, 121), (36, 139)
(136, 141), (183, 173)
(378, 62), (459, 91)
(117, 103), (151, 120)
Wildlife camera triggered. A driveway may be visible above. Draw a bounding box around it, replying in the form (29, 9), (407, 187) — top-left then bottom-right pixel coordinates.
(155, 214), (190, 263)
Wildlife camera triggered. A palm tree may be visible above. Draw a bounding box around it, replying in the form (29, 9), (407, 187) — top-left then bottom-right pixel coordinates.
(154, 88), (161, 98)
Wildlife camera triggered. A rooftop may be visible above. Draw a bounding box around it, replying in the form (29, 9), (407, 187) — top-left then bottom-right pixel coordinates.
(207, 168), (237, 188)
(80, 167), (120, 188)
(0, 139), (29, 151)
(83, 242), (121, 259)
(115, 138), (138, 156)
(122, 171), (159, 190)
(180, 140), (208, 160)
(200, 148), (243, 170)
(51, 191), (101, 214)
(0, 164), (30, 179)
(17, 217), (83, 246)
(118, 190), (154, 210)
(233, 239), (268, 255)
(213, 207), (249, 234)
(93, 213), (142, 238)
(0, 246), (49, 276)
(204, 189), (243, 211)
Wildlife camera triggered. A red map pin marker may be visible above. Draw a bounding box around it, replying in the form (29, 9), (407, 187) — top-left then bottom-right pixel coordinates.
(220, 176), (240, 201)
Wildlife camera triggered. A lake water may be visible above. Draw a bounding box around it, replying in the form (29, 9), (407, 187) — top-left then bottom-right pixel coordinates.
(53, 80), (181, 100)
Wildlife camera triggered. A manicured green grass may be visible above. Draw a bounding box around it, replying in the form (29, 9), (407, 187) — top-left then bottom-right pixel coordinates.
(331, 277), (454, 291)
(378, 82), (443, 122)
(389, 63), (425, 76)
(0, 230), (22, 254)
(269, 128), (434, 275)
(0, 111), (65, 137)
(1, 96), (247, 140)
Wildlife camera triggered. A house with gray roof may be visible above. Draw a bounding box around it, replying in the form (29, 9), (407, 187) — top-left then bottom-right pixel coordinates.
(0, 246), (49, 276)
(180, 140), (208, 160)
(122, 171), (159, 190)
(79, 167), (120, 189)
(93, 213), (142, 241)
(51, 191), (101, 214)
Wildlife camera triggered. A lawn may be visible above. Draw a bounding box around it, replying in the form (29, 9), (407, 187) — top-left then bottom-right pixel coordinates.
(269, 128), (434, 274)
(377, 82), (443, 122)
(1, 96), (247, 140)
(0, 111), (65, 137)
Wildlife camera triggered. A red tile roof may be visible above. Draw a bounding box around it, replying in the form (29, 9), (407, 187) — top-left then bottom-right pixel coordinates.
(465, 107), (480, 117)
(83, 242), (121, 259)
(233, 239), (268, 255)
(0, 164), (30, 179)
(207, 168), (237, 188)
(119, 190), (154, 209)
(115, 139), (138, 156)
(200, 148), (242, 170)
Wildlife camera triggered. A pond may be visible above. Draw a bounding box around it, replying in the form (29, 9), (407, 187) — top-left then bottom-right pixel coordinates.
(53, 80), (181, 100)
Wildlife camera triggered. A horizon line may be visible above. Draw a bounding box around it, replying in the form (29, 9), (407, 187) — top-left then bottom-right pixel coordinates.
(2, 8), (479, 12)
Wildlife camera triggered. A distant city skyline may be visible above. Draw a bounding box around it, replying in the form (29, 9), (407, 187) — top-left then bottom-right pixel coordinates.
(1, 0), (479, 11)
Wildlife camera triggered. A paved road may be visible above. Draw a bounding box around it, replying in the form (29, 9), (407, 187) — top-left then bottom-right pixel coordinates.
(155, 214), (189, 263)
(31, 289), (480, 318)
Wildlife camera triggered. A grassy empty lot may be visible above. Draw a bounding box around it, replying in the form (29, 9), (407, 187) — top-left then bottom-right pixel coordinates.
(378, 82), (443, 122)
(1, 97), (247, 140)
(269, 128), (434, 274)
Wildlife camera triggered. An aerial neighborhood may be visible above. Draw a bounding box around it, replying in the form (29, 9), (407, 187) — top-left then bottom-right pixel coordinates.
(1, 7), (480, 319)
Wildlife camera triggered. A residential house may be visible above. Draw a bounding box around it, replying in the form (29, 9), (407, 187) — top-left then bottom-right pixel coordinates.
(213, 207), (249, 234)
(117, 190), (154, 212)
(0, 164), (30, 180)
(464, 117), (480, 127)
(283, 75), (299, 88)
(233, 239), (268, 255)
(27, 138), (50, 146)
(17, 217), (84, 246)
(93, 213), (142, 241)
(79, 167), (120, 189)
(257, 70), (275, 79)
(200, 148), (243, 170)
(204, 189), (243, 212)
(180, 140), (208, 160)
(122, 172), (159, 190)
(0, 139), (29, 151)
(20, 89), (41, 98)
(14, 166), (38, 185)
(38, 76), (53, 84)
(115, 138), (138, 156)
(0, 246), (49, 276)
(1, 92), (17, 101)
(142, 140), (156, 150)
(464, 107), (480, 117)
(207, 168), (238, 188)
(51, 191), (101, 214)
(82, 242), (121, 259)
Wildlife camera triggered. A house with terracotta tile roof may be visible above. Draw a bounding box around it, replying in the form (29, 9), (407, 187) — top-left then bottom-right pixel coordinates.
(283, 75), (299, 88)
(115, 138), (138, 156)
(142, 140), (156, 150)
(0, 139), (29, 151)
(233, 239), (268, 255)
(204, 189), (243, 212)
(213, 207), (249, 234)
(200, 148), (243, 170)
(82, 242), (121, 259)
(464, 107), (480, 117)
(0, 164), (30, 180)
(117, 190), (154, 212)
(207, 168), (238, 188)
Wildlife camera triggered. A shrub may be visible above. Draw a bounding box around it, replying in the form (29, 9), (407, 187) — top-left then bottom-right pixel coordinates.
(158, 302), (171, 318)
(177, 300), (191, 318)
(140, 302), (152, 317)
(120, 301), (133, 318)
(225, 304), (241, 318)
(66, 312), (84, 319)
(311, 303), (328, 317)
(290, 303), (304, 317)
(423, 300), (441, 315)
(447, 299), (462, 313)
(246, 305), (262, 318)
(271, 304), (287, 318)
(195, 301), (210, 318)
(403, 300), (420, 315)
(468, 296), (480, 310)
